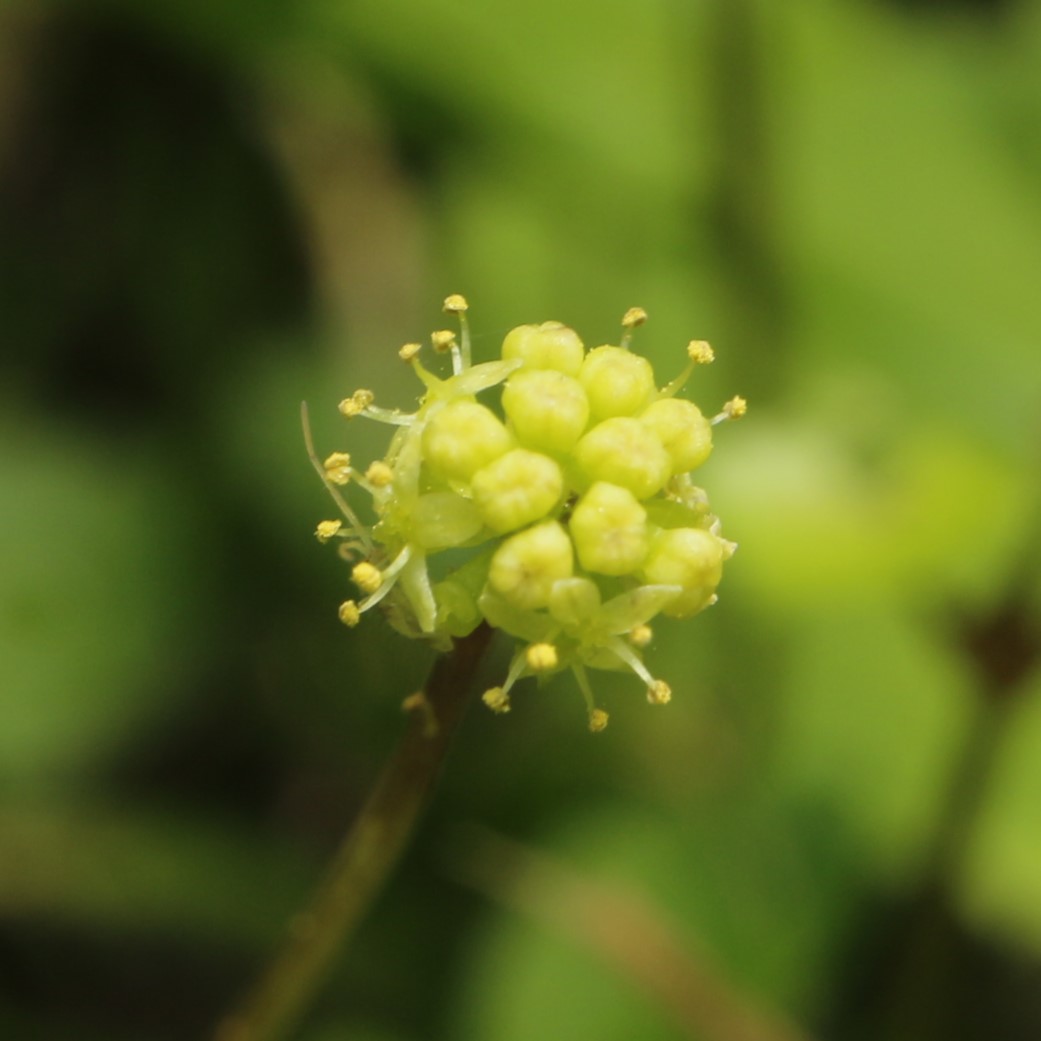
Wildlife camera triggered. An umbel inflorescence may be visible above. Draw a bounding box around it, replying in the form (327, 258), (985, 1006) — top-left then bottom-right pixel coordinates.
(309, 297), (745, 731)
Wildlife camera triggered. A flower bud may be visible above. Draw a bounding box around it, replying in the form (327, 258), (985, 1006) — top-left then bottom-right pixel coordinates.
(578, 345), (655, 420)
(568, 482), (649, 576)
(501, 369), (590, 454)
(421, 401), (512, 483)
(640, 527), (725, 617)
(573, 417), (671, 500)
(471, 449), (564, 535)
(639, 398), (713, 474)
(501, 322), (584, 376)
(488, 521), (574, 610)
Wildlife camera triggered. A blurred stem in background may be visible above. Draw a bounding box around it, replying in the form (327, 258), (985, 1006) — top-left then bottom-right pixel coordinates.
(703, 0), (789, 402)
(875, 556), (1041, 1041)
(448, 825), (818, 1041)
(215, 624), (493, 1041)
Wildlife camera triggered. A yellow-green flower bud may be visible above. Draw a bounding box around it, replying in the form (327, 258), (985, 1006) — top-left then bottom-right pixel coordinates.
(574, 417), (671, 500)
(639, 398), (713, 474)
(501, 369), (590, 454)
(568, 482), (649, 576)
(488, 520), (574, 610)
(501, 322), (584, 376)
(640, 527), (725, 618)
(471, 449), (564, 535)
(578, 345), (655, 421)
(421, 401), (512, 483)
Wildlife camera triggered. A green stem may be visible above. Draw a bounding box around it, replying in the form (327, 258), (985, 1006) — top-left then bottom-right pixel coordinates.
(214, 623), (493, 1041)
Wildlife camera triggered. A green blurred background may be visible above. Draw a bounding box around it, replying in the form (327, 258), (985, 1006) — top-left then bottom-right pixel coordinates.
(2, 0), (1041, 1038)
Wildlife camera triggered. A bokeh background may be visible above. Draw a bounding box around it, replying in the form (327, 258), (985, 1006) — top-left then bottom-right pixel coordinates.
(2, 0), (1041, 1038)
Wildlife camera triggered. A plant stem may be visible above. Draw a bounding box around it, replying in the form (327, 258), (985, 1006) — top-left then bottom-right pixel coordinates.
(214, 623), (493, 1041)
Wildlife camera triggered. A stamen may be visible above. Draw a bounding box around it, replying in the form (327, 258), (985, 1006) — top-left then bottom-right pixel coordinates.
(525, 642), (558, 673)
(628, 624), (653, 648)
(315, 520), (342, 543)
(619, 306), (647, 350)
(482, 687), (511, 714)
(365, 461), (394, 488)
(607, 635), (671, 707)
(338, 389), (375, 418)
(302, 402), (373, 551)
(323, 451), (352, 485)
(356, 544), (415, 614)
(711, 396), (748, 425)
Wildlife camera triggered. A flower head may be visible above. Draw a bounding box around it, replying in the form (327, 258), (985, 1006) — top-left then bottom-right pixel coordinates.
(309, 299), (743, 729)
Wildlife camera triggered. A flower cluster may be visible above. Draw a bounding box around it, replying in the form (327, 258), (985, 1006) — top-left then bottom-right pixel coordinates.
(310, 297), (744, 731)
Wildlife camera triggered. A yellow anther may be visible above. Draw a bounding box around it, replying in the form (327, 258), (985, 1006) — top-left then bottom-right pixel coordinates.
(315, 520), (342, 543)
(482, 687), (511, 714)
(401, 690), (439, 738)
(338, 600), (361, 627)
(647, 680), (672, 705)
(365, 461), (394, 488)
(621, 306), (648, 329)
(687, 339), (715, 365)
(399, 342), (422, 362)
(352, 561), (382, 595)
(724, 395), (748, 419)
(526, 642), (558, 673)
(323, 451), (353, 485)
(339, 389), (374, 418)
(588, 708), (609, 732)
(629, 624), (653, 648)
(443, 293), (469, 313)
(431, 329), (456, 353)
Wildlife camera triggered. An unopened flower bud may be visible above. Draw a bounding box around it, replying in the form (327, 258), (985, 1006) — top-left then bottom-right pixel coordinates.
(488, 521), (574, 610)
(501, 369), (590, 454)
(471, 449), (564, 534)
(421, 401), (512, 483)
(578, 345), (655, 420)
(574, 417), (671, 500)
(640, 527), (725, 618)
(639, 398), (713, 474)
(568, 482), (649, 575)
(501, 322), (585, 376)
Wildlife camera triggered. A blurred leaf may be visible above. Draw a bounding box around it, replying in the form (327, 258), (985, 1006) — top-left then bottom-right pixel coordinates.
(0, 421), (212, 782)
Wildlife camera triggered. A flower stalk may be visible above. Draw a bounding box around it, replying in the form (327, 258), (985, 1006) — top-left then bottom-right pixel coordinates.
(214, 623), (493, 1041)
